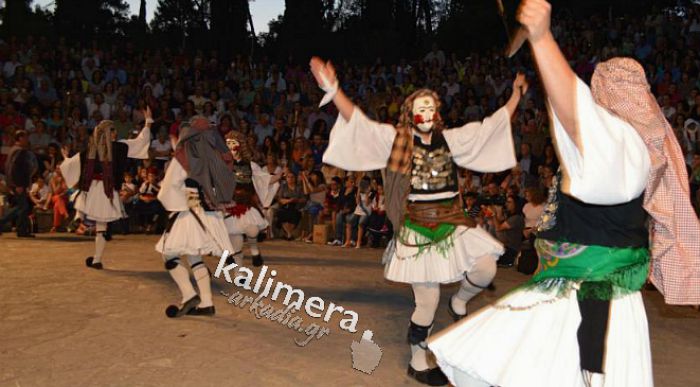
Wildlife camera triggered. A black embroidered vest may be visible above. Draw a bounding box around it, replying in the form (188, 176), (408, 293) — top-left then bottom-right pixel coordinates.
(537, 173), (649, 248)
(409, 132), (459, 196)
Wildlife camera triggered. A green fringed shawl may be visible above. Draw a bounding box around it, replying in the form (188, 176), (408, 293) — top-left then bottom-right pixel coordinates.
(523, 239), (650, 301)
(398, 218), (457, 258)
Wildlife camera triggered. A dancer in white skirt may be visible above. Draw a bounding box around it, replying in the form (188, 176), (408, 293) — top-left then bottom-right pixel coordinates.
(60, 108), (153, 270)
(222, 131), (278, 269)
(156, 116), (236, 318)
(310, 57), (526, 385)
(428, 1), (700, 386)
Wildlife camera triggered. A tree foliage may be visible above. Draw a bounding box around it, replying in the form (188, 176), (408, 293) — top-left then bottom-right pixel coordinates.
(0, 0), (684, 63)
(150, 0), (254, 53)
(53, 0), (130, 40)
(1, 0), (52, 38)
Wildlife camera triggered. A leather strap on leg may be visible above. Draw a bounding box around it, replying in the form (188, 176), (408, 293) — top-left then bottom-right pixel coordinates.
(407, 320), (432, 349)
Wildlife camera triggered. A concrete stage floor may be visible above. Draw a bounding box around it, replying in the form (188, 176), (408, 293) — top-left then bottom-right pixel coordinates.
(1, 233), (698, 386)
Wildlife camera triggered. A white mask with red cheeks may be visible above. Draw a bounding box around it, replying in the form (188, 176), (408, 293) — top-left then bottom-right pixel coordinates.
(412, 96), (437, 133)
(226, 137), (241, 159)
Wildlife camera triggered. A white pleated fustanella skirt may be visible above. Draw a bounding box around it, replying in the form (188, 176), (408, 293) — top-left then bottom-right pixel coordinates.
(428, 286), (653, 387)
(156, 208), (233, 258)
(383, 225), (504, 284)
(74, 181), (125, 223)
(224, 207), (268, 235)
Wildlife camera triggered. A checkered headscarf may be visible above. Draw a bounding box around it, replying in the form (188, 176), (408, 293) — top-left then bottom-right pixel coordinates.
(592, 57), (700, 305)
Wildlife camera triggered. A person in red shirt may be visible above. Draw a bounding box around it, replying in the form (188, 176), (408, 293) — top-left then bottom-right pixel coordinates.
(0, 103), (24, 130)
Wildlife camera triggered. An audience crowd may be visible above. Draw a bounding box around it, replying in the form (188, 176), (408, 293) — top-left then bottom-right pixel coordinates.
(2, 6), (700, 258)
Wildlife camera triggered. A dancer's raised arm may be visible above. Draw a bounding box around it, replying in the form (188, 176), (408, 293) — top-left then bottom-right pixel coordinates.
(120, 106), (154, 159)
(518, 0), (650, 204)
(518, 0), (577, 144)
(443, 73), (526, 172)
(309, 57), (354, 121)
(310, 57), (396, 171)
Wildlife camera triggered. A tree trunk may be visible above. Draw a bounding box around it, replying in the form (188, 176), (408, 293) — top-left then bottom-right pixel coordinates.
(420, 0), (432, 35)
(245, 0), (256, 56)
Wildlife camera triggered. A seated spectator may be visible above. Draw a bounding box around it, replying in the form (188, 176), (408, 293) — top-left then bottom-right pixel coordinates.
(202, 101), (218, 125)
(254, 114), (274, 146)
(277, 140), (291, 168)
(300, 170), (327, 243)
(29, 121), (52, 156)
(119, 171), (138, 204)
(324, 176), (342, 231)
(500, 165), (525, 196)
(366, 182), (390, 247)
(459, 169), (481, 194)
(263, 154), (283, 176)
(290, 118), (310, 139)
(522, 186), (546, 240)
(112, 109), (135, 140)
(150, 128), (172, 170)
(48, 169), (68, 232)
(463, 192), (481, 220)
(135, 166), (149, 187)
(480, 182), (505, 207)
(539, 143), (559, 177)
(261, 136), (278, 159)
(218, 114), (235, 138)
(310, 119), (330, 140)
(290, 137), (311, 174)
(276, 171), (306, 240)
(87, 93), (112, 120)
(489, 194), (525, 267)
(44, 108), (64, 132)
(345, 176), (372, 248)
(133, 169), (164, 233)
(517, 142), (540, 176)
(328, 175), (357, 246)
(247, 134), (264, 164)
(309, 134), (327, 168)
(505, 184), (526, 209)
(29, 176), (51, 210)
(42, 143), (63, 180)
(539, 165), (555, 190)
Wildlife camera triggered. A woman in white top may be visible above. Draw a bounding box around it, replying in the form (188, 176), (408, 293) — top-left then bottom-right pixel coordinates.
(522, 186), (546, 239)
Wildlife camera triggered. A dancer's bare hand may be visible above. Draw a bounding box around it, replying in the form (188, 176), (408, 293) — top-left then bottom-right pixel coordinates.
(513, 72), (529, 97)
(309, 57), (337, 89)
(60, 145), (70, 159)
(517, 0), (552, 43)
(144, 105), (153, 123)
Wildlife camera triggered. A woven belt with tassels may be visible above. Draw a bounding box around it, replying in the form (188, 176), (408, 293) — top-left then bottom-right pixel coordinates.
(400, 198), (475, 248)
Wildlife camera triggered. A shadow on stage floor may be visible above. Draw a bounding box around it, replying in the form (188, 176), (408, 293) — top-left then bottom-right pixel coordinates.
(250, 255), (381, 268)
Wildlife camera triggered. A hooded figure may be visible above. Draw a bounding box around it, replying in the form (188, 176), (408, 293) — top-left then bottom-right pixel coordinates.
(590, 58), (700, 305)
(156, 116), (236, 318)
(429, 3), (700, 387)
(173, 116), (236, 209)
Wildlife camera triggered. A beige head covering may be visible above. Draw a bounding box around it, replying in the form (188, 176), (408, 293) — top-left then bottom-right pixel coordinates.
(591, 57), (700, 305)
(82, 120), (116, 198)
(88, 120), (114, 163)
